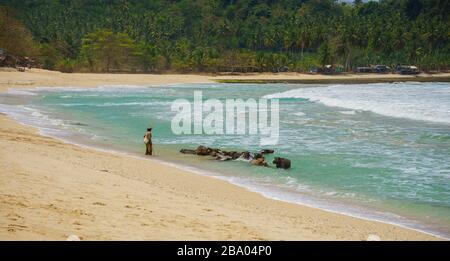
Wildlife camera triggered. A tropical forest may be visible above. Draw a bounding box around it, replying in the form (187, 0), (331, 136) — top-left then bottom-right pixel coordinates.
(0, 0), (449, 73)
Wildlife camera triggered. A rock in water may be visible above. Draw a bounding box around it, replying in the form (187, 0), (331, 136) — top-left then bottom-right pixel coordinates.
(216, 154), (232, 161)
(239, 151), (251, 160)
(209, 148), (220, 156)
(196, 145), (212, 156)
(180, 149), (196, 154)
(259, 149), (275, 154)
(253, 153), (263, 159)
(273, 157), (291, 169)
(230, 151), (242, 159)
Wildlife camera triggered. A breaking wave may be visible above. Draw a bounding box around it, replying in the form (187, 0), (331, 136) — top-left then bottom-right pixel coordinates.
(263, 83), (450, 124)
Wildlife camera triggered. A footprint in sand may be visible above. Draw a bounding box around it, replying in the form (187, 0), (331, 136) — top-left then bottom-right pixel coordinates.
(7, 224), (28, 232)
(6, 212), (24, 221)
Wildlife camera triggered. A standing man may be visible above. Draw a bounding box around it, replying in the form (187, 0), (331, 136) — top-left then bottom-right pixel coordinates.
(144, 128), (153, 155)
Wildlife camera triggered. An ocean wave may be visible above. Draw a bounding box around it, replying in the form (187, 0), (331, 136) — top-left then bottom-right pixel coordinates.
(0, 104), (66, 138)
(419, 133), (450, 142)
(263, 83), (450, 124)
(6, 89), (37, 96)
(35, 85), (150, 92)
(0, 104), (94, 139)
(33, 84), (206, 93)
(339, 110), (357, 115)
(51, 101), (172, 107)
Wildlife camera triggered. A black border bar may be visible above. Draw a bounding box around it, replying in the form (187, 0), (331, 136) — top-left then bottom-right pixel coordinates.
(0, 241), (449, 259)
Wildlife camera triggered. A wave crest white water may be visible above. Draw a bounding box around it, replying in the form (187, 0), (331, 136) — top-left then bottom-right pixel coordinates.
(264, 83), (450, 124)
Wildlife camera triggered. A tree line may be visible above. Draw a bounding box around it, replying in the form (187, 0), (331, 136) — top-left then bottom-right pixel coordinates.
(0, 0), (449, 73)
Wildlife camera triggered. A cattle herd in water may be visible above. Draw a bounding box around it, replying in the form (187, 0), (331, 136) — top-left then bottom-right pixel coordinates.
(180, 146), (291, 169)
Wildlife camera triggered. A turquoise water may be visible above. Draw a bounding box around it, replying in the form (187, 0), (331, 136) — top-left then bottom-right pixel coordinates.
(1, 82), (449, 238)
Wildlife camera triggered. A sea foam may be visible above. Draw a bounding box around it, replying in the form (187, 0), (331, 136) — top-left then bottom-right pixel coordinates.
(263, 83), (450, 124)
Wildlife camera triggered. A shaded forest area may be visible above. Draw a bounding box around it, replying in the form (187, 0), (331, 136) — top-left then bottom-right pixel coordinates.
(0, 0), (449, 73)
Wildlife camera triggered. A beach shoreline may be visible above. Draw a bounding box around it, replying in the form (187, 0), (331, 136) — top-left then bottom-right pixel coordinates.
(1, 68), (450, 92)
(0, 68), (446, 240)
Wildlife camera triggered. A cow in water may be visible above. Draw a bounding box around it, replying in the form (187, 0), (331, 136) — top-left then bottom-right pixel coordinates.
(273, 157), (291, 169)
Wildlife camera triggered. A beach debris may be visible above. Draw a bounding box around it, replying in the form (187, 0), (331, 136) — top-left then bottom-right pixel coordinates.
(273, 157), (291, 169)
(180, 146), (290, 169)
(66, 235), (81, 241)
(366, 234), (381, 241)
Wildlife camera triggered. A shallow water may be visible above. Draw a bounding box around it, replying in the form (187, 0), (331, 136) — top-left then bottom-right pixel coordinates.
(1, 82), (449, 238)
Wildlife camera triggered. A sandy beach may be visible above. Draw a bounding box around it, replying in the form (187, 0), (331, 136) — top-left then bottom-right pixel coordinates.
(0, 69), (444, 240)
(1, 68), (449, 91)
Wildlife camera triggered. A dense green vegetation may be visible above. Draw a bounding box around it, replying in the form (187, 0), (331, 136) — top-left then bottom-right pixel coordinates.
(0, 6), (38, 58)
(0, 0), (449, 73)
